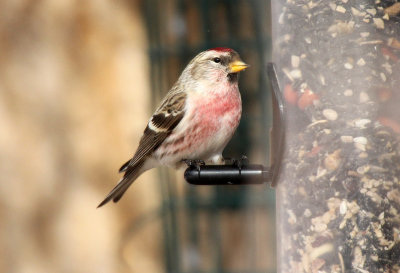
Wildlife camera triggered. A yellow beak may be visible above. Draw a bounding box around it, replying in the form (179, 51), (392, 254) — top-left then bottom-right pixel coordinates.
(229, 61), (249, 73)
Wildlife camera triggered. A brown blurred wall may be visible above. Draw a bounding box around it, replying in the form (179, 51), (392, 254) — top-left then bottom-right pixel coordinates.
(0, 1), (164, 272)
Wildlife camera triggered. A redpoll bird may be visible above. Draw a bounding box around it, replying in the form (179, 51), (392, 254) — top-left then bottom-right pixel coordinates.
(98, 48), (248, 207)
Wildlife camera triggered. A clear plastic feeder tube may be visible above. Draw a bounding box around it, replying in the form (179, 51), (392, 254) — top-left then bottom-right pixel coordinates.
(272, 1), (400, 272)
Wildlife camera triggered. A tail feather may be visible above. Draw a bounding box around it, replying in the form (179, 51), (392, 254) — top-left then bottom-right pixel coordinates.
(97, 162), (144, 208)
(118, 159), (130, 173)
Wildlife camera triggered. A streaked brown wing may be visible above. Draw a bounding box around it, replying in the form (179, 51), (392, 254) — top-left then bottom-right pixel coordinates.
(121, 91), (187, 170)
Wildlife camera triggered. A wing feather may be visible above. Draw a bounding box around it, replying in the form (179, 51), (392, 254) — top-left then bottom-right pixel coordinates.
(98, 91), (187, 207)
(123, 91), (187, 170)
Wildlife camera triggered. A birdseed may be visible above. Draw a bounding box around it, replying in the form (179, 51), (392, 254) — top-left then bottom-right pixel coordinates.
(273, 0), (400, 272)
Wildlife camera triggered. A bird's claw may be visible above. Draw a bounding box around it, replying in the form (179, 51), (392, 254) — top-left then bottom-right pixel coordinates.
(224, 155), (249, 170)
(182, 159), (205, 172)
(231, 155), (249, 170)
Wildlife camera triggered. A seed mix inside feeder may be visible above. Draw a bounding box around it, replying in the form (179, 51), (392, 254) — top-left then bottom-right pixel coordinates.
(273, 0), (400, 272)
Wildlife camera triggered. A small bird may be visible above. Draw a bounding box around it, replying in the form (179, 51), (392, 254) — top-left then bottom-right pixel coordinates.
(98, 48), (248, 207)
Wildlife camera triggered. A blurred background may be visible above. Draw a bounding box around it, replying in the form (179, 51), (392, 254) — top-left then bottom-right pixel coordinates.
(0, 0), (274, 272)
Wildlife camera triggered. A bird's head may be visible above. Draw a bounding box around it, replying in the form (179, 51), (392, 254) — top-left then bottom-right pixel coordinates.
(185, 47), (249, 83)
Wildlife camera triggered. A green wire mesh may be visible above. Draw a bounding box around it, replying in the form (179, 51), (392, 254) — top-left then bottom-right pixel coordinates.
(137, 0), (276, 272)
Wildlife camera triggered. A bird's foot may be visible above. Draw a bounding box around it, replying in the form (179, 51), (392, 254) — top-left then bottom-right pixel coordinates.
(182, 159), (205, 171)
(228, 155), (249, 170)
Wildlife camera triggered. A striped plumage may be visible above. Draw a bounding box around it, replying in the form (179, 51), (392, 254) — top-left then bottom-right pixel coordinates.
(98, 48), (248, 207)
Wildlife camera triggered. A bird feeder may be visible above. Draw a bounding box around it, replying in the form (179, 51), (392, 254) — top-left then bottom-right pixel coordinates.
(272, 1), (400, 272)
(184, 1), (400, 272)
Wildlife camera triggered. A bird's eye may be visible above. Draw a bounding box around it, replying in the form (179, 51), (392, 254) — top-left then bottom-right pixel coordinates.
(213, 57), (221, 63)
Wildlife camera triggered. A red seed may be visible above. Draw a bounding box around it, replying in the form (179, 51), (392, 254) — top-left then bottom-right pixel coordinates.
(381, 46), (399, 62)
(379, 116), (400, 134)
(377, 87), (392, 102)
(306, 146), (322, 157)
(284, 84), (298, 105)
(298, 89), (318, 110)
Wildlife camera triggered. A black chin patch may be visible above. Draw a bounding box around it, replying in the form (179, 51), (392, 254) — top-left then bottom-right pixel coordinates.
(228, 73), (238, 82)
